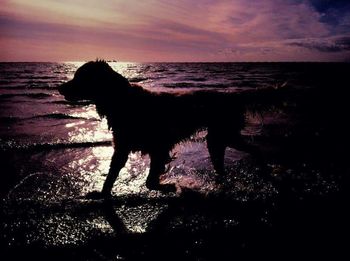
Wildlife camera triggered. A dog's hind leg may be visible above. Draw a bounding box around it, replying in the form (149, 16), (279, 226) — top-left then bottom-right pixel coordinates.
(207, 129), (226, 180)
(229, 134), (260, 157)
(146, 151), (176, 193)
(101, 148), (130, 197)
(228, 134), (272, 180)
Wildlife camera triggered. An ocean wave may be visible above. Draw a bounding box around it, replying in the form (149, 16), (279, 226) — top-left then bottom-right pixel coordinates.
(31, 113), (99, 121)
(163, 82), (197, 88)
(49, 100), (93, 106)
(183, 77), (207, 82)
(199, 83), (232, 88)
(0, 140), (112, 152)
(129, 76), (148, 83)
(0, 85), (58, 90)
(0, 116), (20, 123)
(162, 82), (233, 89)
(0, 85), (28, 89)
(0, 113), (99, 123)
(0, 80), (12, 85)
(152, 68), (168, 73)
(0, 93), (52, 99)
(29, 86), (59, 90)
(26, 75), (59, 80)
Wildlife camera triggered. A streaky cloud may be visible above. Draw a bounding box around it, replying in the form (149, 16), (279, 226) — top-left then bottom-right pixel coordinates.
(288, 36), (350, 53)
(1, 0), (350, 61)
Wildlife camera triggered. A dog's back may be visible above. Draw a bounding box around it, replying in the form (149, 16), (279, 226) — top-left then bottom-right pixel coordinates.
(105, 85), (246, 153)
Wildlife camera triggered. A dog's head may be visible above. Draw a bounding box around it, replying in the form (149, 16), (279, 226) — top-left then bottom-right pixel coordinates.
(59, 60), (130, 102)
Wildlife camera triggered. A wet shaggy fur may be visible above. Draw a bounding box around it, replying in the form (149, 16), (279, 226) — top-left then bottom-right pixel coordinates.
(59, 61), (279, 196)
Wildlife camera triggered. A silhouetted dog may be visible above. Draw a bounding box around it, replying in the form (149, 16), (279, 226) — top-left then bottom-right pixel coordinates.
(59, 61), (282, 197)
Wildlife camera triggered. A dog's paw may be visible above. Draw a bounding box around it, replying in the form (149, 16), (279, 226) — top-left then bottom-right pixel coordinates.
(146, 183), (177, 193)
(85, 191), (111, 200)
(159, 184), (177, 193)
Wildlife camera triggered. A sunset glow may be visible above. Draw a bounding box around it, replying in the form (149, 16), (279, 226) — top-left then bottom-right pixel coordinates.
(1, 0), (349, 62)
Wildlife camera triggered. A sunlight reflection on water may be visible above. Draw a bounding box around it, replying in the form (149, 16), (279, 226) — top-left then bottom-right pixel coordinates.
(74, 147), (151, 196)
(65, 118), (111, 143)
(69, 104), (100, 120)
(110, 62), (140, 78)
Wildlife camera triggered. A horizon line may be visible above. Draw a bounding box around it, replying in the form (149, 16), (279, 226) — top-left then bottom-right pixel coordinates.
(0, 60), (349, 63)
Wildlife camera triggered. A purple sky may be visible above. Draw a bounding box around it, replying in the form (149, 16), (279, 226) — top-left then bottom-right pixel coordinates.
(0, 0), (349, 62)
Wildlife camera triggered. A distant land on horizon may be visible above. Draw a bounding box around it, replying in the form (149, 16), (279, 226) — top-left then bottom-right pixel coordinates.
(1, 60), (349, 64)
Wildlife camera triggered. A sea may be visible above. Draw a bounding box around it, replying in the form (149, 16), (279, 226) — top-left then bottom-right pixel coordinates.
(1, 62), (349, 257)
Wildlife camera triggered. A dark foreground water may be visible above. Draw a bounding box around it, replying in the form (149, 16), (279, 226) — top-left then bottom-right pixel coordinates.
(0, 62), (349, 260)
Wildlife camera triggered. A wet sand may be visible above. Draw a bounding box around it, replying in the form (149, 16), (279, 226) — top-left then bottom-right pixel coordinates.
(1, 133), (349, 260)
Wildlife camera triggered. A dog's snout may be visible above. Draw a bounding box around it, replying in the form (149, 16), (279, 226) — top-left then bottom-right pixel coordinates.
(58, 81), (77, 101)
(58, 80), (84, 102)
(58, 82), (67, 95)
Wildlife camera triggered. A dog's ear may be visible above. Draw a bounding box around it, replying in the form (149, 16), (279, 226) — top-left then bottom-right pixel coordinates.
(73, 61), (131, 99)
(75, 61), (118, 79)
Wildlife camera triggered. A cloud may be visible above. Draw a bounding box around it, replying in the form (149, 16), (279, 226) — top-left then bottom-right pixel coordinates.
(287, 36), (350, 52)
(1, 0), (350, 61)
(205, 0), (329, 41)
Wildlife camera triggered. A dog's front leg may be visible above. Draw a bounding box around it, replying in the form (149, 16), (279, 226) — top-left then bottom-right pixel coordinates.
(207, 129), (226, 180)
(101, 148), (130, 197)
(146, 152), (176, 193)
